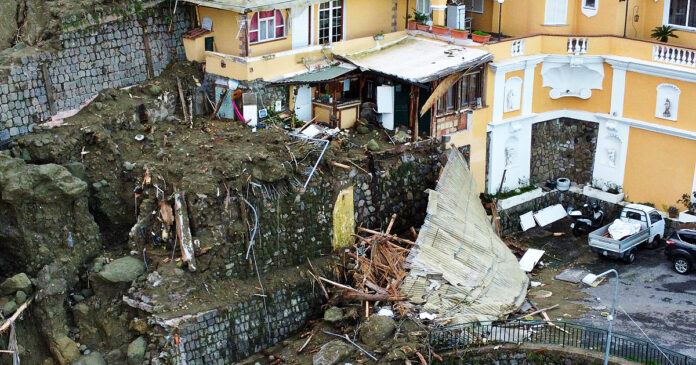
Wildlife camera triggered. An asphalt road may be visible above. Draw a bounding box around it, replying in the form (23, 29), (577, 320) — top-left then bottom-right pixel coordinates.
(576, 244), (696, 358)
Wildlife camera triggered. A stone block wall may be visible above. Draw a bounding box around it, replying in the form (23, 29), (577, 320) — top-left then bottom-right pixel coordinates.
(530, 118), (598, 186)
(0, 6), (189, 145)
(211, 140), (444, 280)
(352, 140), (444, 232)
(165, 281), (322, 364)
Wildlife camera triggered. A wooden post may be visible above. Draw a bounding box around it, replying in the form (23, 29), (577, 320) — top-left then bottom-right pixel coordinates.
(174, 192), (196, 271)
(176, 77), (189, 124)
(430, 80), (437, 137)
(332, 80), (339, 128)
(209, 88), (228, 120)
(409, 84), (419, 141)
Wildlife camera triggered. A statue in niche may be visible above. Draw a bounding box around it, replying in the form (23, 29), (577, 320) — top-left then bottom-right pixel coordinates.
(663, 98), (671, 118)
(506, 89), (515, 111)
(606, 148), (616, 168)
(505, 146), (515, 168)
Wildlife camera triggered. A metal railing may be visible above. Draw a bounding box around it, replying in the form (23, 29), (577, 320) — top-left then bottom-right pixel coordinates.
(429, 320), (696, 365)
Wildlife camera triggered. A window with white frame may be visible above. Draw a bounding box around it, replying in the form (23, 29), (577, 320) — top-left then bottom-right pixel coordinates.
(667, 0), (696, 29)
(249, 10), (285, 43)
(583, 0), (597, 9)
(464, 0), (484, 14)
(544, 0), (569, 25)
(319, 0), (343, 44)
(415, 0), (431, 15)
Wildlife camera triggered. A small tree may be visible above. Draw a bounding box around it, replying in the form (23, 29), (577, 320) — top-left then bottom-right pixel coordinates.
(651, 25), (679, 43)
(677, 192), (696, 214)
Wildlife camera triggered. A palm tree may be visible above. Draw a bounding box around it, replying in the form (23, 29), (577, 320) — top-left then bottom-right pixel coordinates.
(651, 25), (679, 43)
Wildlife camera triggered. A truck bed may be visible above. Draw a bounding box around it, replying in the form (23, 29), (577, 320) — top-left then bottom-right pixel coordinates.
(588, 225), (649, 253)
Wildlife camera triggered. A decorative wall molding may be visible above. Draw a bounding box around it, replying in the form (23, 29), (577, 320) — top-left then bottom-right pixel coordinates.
(541, 58), (605, 99)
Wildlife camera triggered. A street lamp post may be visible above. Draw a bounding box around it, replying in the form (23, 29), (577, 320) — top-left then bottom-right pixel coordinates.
(497, 0), (504, 41)
(583, 269), (619, 365)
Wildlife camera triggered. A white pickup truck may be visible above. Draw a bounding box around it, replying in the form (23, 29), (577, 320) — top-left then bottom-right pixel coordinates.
(588, 204), (665, 263)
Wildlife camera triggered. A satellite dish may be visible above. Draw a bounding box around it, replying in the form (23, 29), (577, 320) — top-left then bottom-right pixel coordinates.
(202, 17), (213, 31)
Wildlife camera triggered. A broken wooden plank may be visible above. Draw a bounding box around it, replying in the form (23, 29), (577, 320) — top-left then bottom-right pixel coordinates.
(209, 88), (228, 120)
(174, 192), (196, 271)
(176, 77), (189, 124)
(0, 299), (32, 335)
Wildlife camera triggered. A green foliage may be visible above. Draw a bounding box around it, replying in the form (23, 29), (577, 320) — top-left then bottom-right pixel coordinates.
(412, 10), (429, 23)
(678, 192), (696, 213)
(473, 30), (490, 36)
(651, 25), (679, 43)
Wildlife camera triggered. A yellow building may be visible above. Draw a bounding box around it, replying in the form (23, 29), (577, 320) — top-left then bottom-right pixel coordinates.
(180, 0), (696, 212)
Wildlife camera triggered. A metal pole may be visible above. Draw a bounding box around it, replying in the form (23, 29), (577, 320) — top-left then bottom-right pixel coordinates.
(595, 269), (619, 365)
(498, 2), (502, 41)
(622, 0), (629, 38)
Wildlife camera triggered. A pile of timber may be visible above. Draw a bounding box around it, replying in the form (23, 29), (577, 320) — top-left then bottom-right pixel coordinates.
(312, 214), (414, 312)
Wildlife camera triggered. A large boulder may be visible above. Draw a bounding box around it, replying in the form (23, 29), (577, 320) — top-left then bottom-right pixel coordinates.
(358, 314), (396, 347)
(0, 273), (32, 295)
(0, 155), (101, 275)
(312, 340), (356, 365)
(72, 351), (107, 365)
(93, 256), (145, 298)
(126, 336), (146, 365)
(0, 0), (17, 50)
(96, 257), (145, 284)
(323, 306), (344, 324)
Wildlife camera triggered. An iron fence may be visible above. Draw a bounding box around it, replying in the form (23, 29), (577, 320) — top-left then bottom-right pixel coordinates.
(429, 320), (696, 365)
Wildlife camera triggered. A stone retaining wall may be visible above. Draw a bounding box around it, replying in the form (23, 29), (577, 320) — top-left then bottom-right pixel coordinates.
(217, 140), (444, 280)
(530, 118), (598, 186)
(164, 280), (322, 364)
(0, 6), (189, 145)
(497, 189), (623, 236)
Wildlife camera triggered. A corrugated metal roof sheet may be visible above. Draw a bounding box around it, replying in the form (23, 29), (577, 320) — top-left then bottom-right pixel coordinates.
(181, 0), (323, 12)
(336, 37), (493, 84)
(273, 64), (356, 84)
(401, 148), (529, 324)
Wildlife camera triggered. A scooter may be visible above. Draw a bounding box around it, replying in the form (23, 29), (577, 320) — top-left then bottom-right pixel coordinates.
(568, 202), (604, 236)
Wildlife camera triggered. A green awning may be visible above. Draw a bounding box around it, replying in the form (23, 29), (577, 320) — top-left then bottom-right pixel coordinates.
(273, 65), (356, 85)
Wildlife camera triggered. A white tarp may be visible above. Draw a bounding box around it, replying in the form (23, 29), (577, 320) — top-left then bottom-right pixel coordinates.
(401, 148), (529, 324)
(608, 219), (641, 240)
(533, 204), (567, 227)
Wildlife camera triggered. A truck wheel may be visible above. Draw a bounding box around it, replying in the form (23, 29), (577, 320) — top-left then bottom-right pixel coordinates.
(623, 251), (636, 264)
(646, 235), (661, 249)
(673, 257), (691, 275)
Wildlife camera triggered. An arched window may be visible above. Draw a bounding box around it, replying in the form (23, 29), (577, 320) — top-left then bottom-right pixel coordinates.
(249, 10), (285, 43)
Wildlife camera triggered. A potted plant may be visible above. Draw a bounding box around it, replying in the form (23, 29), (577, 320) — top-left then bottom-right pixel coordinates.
(471, 30), (491, 43)
(413, 11), (430, 32)
(677, 192), (696, 223)
(432, 25), (450, 36)
(451, 28), (468, 39)
(668, 205), (679, 219)
(651, 25), (678, 43)
(373, 32), (384, 41)
(407, 14), (417, 30)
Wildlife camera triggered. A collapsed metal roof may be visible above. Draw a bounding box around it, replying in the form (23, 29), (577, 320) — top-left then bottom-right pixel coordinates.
(180, 0), (324, 12)
(400, 148), (528, 324)
(335, 36), (493, 84)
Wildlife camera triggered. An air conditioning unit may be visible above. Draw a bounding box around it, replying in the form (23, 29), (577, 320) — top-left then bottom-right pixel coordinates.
(446, 4), (466, 30)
